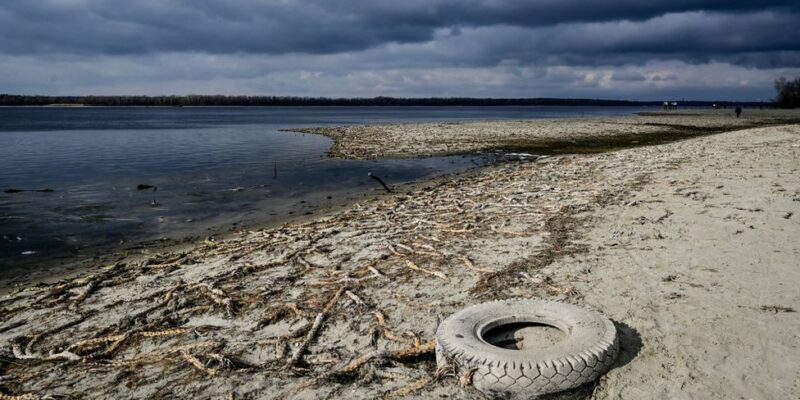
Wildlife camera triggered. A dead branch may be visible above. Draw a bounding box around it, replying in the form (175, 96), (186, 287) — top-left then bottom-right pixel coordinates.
(182, 351), (217, 376)
(460, 257), (496, 274)
(384, 377), (431, 399)
(405, 261), (447, 279)
(287, 287), (345, 367)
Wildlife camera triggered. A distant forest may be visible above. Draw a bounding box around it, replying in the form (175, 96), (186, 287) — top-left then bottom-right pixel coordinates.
(0, 94), (767, 107)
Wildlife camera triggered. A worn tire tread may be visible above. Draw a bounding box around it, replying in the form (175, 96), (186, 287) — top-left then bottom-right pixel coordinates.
(436, 299), (618, 397)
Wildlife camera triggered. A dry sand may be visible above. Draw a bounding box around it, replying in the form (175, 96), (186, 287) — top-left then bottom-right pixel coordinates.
(0, 112), (798, 399)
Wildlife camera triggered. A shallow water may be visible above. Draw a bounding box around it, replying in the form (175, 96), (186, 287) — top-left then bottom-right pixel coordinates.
(0, 106), (646, 277)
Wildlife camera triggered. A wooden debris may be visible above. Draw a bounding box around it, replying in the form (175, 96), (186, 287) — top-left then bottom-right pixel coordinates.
(373, 311), (409, 344)
(337, 339), (435, 376)
(140, 327), (193, 338)
(405, 261), (447, 280)
(182, 351), (217, 376)
(67, 334), (126, 353)
(287, 287), (344, 367)
(759, 305), (795, 314)
(275, 340), (288, 360)
(367, 265), (384, 277)
(385, 377), (431, 399)
(461, 257), (495, 274)
(546, 285), (579, 297)
(0, 393), (39, 400)
(459, 367), (478, 387)
(195, 283), (237, 317)
(345, 290), (366, 306)
(11, 342), (80, 362)
(287, 303), (314, 319)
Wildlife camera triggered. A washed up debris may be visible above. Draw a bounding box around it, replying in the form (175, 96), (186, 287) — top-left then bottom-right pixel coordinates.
(662, 274), (678, 282)
(287, 287), (344, 368)
(368, 172), (392, 193)
(759, 305), (795, 314)
(436, 300), (617, 397)
(502, 153), (540, 161)
(385, 377), (431, 399)
(655, 209), (674, 223)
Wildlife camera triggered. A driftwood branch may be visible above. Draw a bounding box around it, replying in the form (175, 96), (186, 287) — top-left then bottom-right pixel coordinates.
(368, 172), (392, 192)
(287, 287), (345, 367)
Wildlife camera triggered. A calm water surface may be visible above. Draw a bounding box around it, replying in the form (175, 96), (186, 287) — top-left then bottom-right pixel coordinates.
(0, 106), (646, 277)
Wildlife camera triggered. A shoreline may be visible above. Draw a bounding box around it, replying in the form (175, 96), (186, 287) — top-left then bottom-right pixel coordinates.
(0, 179), (419, 294)
(0, 109), (761, 292)
(1, 113), (798, 399)
(0, 156), (499, 295)
(288, 109), (800, 159)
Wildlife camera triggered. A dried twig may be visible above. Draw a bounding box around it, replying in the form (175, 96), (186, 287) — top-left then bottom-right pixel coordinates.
(461, 257), (495, 274)
(458, 367), (477, 387)
(182, 351), (217, 376)
(0, 393), (39, 400)
(759, 305), (795, 314)
(345, 291), (366, 306)
(287, 287), (345, 367)
(405, 261), (447, 280)
(373, 311), (409, 344)
(368, 172), (392, 193)
(337, 339), (435, 376)
(385, 377), (431, 399)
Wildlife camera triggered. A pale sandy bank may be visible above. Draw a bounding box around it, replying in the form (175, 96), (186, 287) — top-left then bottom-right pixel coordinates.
(290, 109), (800, 159)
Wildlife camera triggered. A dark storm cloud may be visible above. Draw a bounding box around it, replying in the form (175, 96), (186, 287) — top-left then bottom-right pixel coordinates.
(0, 0), (797, 65)
(0, 2), (429, 55)
(0, 1), (798, 99)
(436, 11), (800, 68)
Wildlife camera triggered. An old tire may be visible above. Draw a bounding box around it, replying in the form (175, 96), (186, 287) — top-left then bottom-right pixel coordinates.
(436, 299), (618, 398)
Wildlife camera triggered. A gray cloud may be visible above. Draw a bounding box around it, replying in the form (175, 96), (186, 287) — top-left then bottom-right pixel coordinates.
(1, 1), (797, 59)
(0, 1), (797, 99)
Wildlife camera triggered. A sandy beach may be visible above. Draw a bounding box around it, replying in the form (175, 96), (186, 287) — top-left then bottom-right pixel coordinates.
(1, 112), (799, 399)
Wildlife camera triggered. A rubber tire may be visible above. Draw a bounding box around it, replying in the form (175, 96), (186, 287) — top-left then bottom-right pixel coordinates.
(436, 299), (618, 398)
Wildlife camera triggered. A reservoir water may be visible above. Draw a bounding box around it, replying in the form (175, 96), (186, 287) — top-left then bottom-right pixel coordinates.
(0, 106), (646, 277)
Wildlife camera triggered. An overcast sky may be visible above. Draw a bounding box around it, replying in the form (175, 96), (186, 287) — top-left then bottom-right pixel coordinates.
(1, 1), (798, 100)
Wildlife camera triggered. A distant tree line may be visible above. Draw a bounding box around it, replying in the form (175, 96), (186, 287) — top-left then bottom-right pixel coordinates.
(775, 77), (800, 108)
(0, 94), (639, 106)
(0, 94), (770, 108)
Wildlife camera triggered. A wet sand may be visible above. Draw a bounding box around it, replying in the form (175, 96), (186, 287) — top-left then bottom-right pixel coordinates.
(1, 111), (798, 399)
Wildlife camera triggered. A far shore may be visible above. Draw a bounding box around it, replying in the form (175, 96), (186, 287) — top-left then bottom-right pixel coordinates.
(1, 111), (798, 399)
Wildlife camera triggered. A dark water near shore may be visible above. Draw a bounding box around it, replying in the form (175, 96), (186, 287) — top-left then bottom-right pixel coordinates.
(0, 106), (646, 277)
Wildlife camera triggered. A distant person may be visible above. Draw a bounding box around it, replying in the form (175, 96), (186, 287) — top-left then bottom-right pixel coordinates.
(735, 106), (742, 118)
